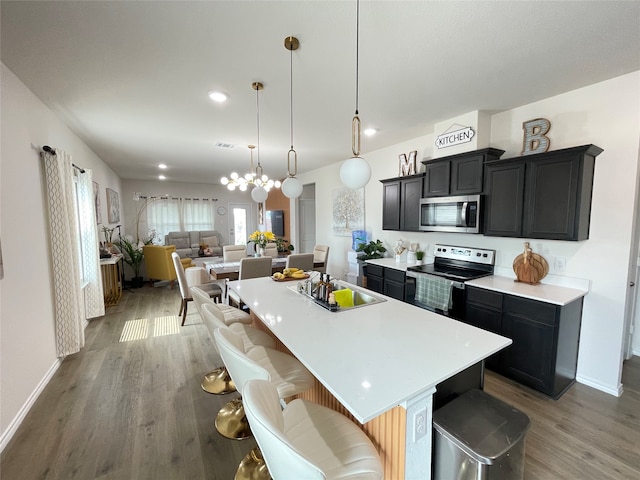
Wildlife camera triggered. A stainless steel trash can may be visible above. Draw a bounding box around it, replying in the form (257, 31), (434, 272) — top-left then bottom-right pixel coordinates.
(433, 389), (531, 480)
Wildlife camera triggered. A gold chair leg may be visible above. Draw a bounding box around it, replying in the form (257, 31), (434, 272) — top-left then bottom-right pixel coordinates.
(235, 448), (270, 480)
(215, 398), (252, 440)
(201, 366), (236, 394)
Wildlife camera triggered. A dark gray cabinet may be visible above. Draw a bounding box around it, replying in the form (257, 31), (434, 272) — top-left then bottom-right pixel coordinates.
(464, 286), (583, 398)
(365, 264), (406, 301)
(484, 144), (603, 240)
(381, 173), (424, 231)
(422, 148), (504, 197)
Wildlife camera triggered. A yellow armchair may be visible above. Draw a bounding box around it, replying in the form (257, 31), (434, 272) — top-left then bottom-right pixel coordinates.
(143, 245), (193, 288)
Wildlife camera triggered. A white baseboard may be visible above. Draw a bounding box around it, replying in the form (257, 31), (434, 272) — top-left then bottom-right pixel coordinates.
(576, 374), (623, 397)
(0, 358), (62, 452)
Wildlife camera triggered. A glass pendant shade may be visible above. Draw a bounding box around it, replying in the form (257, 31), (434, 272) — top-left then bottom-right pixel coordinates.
(251, 186), (268, 203)
(282, 176), (303, 199)
(340, 156), (371, 190)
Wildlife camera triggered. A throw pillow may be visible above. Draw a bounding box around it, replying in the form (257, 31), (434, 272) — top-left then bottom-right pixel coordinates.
(173, 238), (189, 249)
(201, 235), (219, 247)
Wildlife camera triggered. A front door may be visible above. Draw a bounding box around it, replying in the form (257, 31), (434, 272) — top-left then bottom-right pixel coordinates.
(228, 203), (253, 246)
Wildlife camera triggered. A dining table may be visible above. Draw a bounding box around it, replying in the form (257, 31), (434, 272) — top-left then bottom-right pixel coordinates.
(203, 256), (322, 281)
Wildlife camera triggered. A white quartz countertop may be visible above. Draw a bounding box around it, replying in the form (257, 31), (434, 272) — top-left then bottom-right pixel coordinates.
(365, 257), (432, 272)
(466, 275), (588, 305)
(228, 277), (511, 423)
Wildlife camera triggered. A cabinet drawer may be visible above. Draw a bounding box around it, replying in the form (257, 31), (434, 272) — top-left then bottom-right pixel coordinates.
(503, 295), (557, 326)
(385, 268), (406, 283)
(366, 264), (384, 278)
(466, 286), (502, 310)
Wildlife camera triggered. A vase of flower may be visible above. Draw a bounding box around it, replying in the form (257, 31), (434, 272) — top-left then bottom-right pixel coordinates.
(248, 230), (276, 258)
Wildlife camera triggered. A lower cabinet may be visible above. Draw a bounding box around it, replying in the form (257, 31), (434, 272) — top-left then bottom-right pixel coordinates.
(365, 264), (406, 301)
(465, 286), (583, 398)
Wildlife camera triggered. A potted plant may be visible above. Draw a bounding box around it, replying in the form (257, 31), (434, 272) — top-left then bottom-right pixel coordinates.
(117, 237), (145, 288)
(275, 238), (294, 255)
(415, 250), (425, 265)
(355, 239), (387, 260)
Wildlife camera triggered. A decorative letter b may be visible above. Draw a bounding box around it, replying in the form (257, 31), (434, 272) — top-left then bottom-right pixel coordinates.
(522, 118), (551, 155)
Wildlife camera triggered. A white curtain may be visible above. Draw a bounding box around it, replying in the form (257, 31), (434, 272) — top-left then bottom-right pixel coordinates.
(146, 197), (181, 241)
(76, 169), (105, 319)
(182, 198), (216, 231)
(41, 148), (85, 357)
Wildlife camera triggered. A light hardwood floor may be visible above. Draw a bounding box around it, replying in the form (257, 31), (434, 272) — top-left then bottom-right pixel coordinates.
(2, 285), (639, 479)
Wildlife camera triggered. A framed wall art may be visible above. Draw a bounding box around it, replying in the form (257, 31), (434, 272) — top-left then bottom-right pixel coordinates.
(332, 187), (365, 236)
(93, 181), (102, 224)
(106, 188), (120, 224)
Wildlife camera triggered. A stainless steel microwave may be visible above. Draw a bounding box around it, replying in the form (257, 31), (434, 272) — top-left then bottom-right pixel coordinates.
(418, 194), (482, 233)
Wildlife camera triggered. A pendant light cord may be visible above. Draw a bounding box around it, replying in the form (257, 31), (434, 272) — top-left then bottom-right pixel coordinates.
(290, 46), (294, 150)
(355, 0), (359, 116)
(256, 85), (262, 177)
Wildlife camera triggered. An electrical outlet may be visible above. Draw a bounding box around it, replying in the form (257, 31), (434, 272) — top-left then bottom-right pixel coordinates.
(413, 408), (427, 442)
(554, 256), (566, 272)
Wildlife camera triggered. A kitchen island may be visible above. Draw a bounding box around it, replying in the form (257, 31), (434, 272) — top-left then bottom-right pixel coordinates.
(228, 277), (511, 479)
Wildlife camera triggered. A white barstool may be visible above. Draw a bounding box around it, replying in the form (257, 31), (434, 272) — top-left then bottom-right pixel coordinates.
(213, 328), (314, 479)
(244, 378), (384, 480)
(191, 287), (255, 395)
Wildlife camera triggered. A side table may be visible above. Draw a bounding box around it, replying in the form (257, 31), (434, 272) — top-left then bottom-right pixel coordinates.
(101, 254), (123, 306)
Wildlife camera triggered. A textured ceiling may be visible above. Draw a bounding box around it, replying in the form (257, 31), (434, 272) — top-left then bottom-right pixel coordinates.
(2, 1), (639, 184)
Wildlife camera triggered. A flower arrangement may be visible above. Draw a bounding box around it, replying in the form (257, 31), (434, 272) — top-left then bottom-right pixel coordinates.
(100, 225), (116, 244)
(248, 230), (276, 249)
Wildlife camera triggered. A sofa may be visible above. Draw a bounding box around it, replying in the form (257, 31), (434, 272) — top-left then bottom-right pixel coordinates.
(164, 230), (225, 258)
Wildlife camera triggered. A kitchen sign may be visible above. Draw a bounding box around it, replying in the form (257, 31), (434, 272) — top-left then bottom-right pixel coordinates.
(435, 126), (475, 149)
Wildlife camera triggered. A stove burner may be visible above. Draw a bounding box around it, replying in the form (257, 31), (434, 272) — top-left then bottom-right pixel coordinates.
(406, 244), (496, 282)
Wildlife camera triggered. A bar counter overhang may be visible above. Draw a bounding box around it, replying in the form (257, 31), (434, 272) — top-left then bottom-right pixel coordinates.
(228, 277), (511, 479)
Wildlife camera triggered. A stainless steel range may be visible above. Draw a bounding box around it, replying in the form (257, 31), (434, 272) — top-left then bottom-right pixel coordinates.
(406, 244), (495, 320)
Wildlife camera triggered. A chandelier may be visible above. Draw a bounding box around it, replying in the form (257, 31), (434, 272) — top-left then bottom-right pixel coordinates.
(220, 82), (281, 200)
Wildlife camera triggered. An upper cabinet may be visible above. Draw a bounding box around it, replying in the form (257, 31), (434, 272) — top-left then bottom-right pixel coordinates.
(484, 144), (603, 241)
(381, 173), (425, 231)
(422, 148), (505, 197)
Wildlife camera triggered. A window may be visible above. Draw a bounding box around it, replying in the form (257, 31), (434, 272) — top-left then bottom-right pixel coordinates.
(146, 198), (181, 242)
(182, 198), (216, 231)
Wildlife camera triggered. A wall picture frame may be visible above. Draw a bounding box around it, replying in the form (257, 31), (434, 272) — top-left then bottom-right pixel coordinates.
(93, 181), (102, 224)
(106, 188), (120, 224)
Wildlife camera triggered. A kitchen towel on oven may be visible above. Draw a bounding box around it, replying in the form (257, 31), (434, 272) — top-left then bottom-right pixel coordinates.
(415, 276), (453, 313)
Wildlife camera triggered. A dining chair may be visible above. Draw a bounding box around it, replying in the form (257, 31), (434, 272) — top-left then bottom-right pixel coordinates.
(213, 328), (314, 477)
(223, 244), (248, 262)
(313, 245), (330, 273)
(229, 256), (273, 309)
(263, 242), (278, 257)
(172, 252), (222, 326)
(243, 378), (384, 480)
(285, 253), (314, 271)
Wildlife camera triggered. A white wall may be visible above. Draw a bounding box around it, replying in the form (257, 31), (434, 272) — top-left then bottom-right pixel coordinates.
(296, 71), (640, 396)
(0, 63), (121, 446)
(120, 179), (256, 244)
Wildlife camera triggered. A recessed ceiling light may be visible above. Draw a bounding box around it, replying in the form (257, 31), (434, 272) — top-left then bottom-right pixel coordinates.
(158, 163), (167, 169)
(158, 175), (166, 180)
(364, 128), (378, 137)
(208, 91), (228, 103)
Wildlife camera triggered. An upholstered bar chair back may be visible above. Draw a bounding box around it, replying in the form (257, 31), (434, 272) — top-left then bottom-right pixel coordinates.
(285, 253), (314, 272)
(312, 245), (330, 273)
(223, 244), (247, 262)
(191, 285), (216, 318)
(239, 256), (273, 279)
(243, 379), (384, 480)
(214, 328), (270, 395)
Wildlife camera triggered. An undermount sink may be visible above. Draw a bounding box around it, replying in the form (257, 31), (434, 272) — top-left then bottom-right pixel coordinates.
(289, 280), (386, 311)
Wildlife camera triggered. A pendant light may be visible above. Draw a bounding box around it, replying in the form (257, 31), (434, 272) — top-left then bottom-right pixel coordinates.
(281, 36), (303, 199)
(339, 0), (371, 190)
(221, 82), (280, 197)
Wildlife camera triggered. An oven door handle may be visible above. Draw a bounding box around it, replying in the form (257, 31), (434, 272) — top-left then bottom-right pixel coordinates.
(461, 201), (468, 225)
